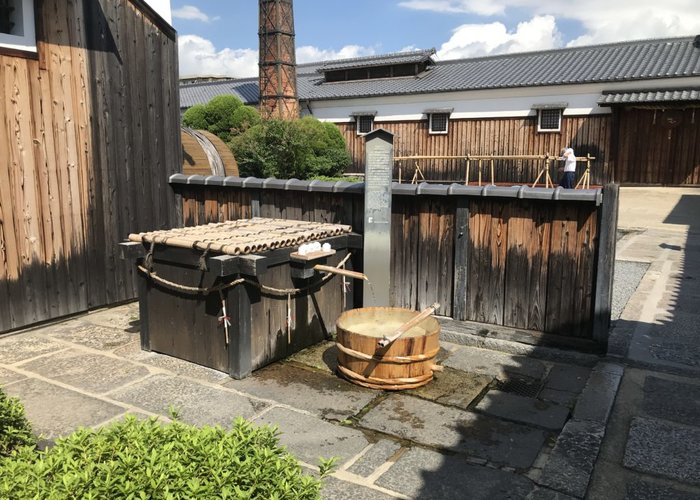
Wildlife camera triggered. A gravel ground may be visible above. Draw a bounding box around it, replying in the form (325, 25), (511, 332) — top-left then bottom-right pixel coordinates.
(611, 260), (649, 320)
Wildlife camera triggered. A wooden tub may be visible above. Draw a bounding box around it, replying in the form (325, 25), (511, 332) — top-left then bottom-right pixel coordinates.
(336, 307), (440, 390)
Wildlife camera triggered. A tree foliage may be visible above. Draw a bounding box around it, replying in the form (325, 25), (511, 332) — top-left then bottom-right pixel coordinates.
(182, 95), (258, 142)
(231, 117), (351, 179)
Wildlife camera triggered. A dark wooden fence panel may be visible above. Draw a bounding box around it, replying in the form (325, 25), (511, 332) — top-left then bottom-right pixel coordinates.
(173, 178), (611, 342)
(615, 107), (700, 185)
(0, 0), (180, 333)
(336, 115), (613, 185)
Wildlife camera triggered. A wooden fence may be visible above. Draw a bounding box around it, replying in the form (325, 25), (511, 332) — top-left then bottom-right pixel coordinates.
(0, 0), (180, 332)
(171, 175), (618, 345)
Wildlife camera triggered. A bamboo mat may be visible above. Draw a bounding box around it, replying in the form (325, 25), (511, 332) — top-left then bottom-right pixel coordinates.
(128, 218), (352, 256)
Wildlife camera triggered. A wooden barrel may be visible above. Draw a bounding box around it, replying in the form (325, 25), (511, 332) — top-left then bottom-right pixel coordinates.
(336, 307), (440, 390)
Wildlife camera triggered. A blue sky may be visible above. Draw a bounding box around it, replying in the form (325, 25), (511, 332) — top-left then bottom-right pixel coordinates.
(171, 1), (700, 78)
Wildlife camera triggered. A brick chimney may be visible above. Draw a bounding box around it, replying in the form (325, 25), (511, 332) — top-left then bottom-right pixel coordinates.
(258, 0), (299, 120)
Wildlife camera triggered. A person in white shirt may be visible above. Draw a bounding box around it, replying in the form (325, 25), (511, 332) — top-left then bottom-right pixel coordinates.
(558, 147), (577, 189)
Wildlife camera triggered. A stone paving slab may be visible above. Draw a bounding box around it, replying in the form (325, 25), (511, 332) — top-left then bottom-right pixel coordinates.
(375, 447), (534, 499)
(285, 341), (339, 374)
(81, 307), (141, 332)
(475, 390), (570, 431)
(641, 375), (700, 427)
(255, 407), (370, 466)
(48, 323), (139, 351)
(538, 388), (578, 408)
(18, 349), (150, 394)
(443, 345), (547, 381)
(223, 363), (377, 421)
(623, 417), (700, 486)
(321, 477), (397, 500)
(0, 366), (26, 385)
(347, 439), (402, 477)
(0, 335), (68, 364)
(625, 480), (700, 500)
(526, 487), (577, 499)
(537, 419), (606, 498)
(109, 374), (267, 427)
(114, 341), (230, 383)
(359, 394), (547, 468)
(543, 365), (591, 393)
(3, 378), (124, 439)
(572, 363), (623, 423)
(409, 367), (492, 410)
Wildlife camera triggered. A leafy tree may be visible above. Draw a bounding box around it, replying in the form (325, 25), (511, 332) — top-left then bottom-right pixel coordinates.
(231, 117), (351, 179)
(203, 95), (244, 141)
(181, 104), (208, 130)
(231, 105), (262, 136)
(182, 95), (260, 142)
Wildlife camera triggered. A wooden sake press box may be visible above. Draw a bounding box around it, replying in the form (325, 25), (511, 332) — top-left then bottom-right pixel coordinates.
(120, 218), (362, 379)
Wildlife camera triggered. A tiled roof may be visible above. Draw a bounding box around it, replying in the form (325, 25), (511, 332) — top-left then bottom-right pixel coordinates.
(179, 36), (700, 108)
(318, 49), (435, 72)
(598, 88), (700, 105)
(180, 79), (261, 109)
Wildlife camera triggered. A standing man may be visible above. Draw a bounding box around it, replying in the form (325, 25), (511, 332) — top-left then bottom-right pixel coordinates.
(559, 147), (577, 189)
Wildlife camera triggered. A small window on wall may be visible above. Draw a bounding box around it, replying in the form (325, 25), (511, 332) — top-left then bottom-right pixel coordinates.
(356, 115), (374, 135)
(0, 0), (37, 53)
(429, 113), (449, 134)
(538, 109), (562, 132)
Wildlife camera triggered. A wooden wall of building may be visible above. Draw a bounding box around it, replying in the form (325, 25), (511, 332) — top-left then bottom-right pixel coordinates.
(337, 115), (613, 186)
(615, 107), (700, 185)
(173, 181), (614, 343)
(0, 0), (181, 332)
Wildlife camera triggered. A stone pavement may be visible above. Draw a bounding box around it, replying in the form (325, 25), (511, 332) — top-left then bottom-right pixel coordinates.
(1, 301), (609, 499)
(587, 187), (700, 499)
(1, 186), (698, 499)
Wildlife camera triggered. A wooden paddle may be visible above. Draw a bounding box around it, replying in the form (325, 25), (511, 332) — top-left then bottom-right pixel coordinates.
(377, 303), (440, 347)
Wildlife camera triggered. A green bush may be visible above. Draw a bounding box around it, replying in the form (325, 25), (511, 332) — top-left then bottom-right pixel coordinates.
(0, 386), (35, 457)
(182, 96), (260, 143)
(181, 104), (208, 130)
(0, 415), (327, 499)
(231, 117), (351, 179)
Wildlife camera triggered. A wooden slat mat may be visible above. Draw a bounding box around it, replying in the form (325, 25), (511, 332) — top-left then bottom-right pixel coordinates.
(128, 218), (352, 256)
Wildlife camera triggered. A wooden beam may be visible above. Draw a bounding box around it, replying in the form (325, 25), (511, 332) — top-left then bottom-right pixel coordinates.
(592, 183), (619, 344)
(452, 198), (469, 320)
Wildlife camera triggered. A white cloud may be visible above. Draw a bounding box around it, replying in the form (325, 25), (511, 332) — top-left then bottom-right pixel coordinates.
(437, 15), (562, 59)
(178, 35), (258, 77)
(172, 5), (219, 23)
(178, 36), (378, 77)
(399, 0), (505, 16)
(400, 0), (699, 47)
(296, 45), (376, 63)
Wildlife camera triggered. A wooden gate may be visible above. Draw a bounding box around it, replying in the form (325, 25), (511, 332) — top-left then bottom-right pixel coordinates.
(616, 107), (700, 185)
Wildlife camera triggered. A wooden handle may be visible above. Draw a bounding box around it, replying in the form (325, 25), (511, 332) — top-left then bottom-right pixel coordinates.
(313, 264), (368, 281)
(378, 303), (440, 347)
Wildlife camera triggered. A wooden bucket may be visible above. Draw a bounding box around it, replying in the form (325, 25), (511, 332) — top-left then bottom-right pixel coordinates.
(336, 307), (440, 390)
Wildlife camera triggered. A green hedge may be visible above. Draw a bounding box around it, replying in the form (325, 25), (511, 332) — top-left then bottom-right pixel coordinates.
(0, 386), (35, 457)
(0, 414), (328, 499)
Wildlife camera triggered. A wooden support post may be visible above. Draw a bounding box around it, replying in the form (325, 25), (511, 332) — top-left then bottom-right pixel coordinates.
(452, 198), (469, 320)
(398, 165), (402, 184)
(229, 280), (255, 379)
(465, 158), (471, 186)
(478, 159), (482, 186)
(592, 183), (619, 344)
(137, 259), (151, 352)
(490, 158), (495, 185)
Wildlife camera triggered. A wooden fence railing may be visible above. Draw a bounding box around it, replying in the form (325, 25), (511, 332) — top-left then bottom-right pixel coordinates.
(170, 175), (617, 345)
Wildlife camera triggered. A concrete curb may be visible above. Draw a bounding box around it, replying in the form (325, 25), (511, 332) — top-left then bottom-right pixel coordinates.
(535, 361), (624, 498)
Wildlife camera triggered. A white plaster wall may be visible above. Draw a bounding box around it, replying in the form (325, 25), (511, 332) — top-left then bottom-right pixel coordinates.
(308, 77), (700, 123)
